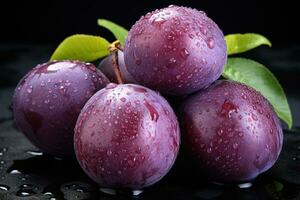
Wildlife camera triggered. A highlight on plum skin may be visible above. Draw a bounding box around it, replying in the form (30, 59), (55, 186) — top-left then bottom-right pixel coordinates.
(124, 5), (227, 95)
(12, 60), (110, 156)
(180, 80), (283, 182)
(74, 83), (180, 189)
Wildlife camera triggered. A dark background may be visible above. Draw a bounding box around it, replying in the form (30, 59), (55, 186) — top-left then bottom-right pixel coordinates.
(0, 0), (299, 45)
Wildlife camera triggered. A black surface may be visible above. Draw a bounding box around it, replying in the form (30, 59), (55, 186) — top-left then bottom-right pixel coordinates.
(1, 44), (300, 199)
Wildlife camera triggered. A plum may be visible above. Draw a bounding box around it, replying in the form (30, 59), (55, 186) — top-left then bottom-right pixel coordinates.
(180, 80), (283, 182)
(13, 61), (109, 156)
(98, 50), (137, 83)
(74, 83), (180, 189)
(124, 5), (227, 95)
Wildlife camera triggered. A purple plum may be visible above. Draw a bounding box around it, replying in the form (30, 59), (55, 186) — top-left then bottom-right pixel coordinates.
(124, 5), (227, 95)
(13, 61), (109, 156)
(74, 83), (180, 189)
(181, 80), (283, 182)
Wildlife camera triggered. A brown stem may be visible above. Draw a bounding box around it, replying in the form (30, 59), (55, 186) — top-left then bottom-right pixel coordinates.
(111, 52), (124, 84)
(109, 40), (124, 84)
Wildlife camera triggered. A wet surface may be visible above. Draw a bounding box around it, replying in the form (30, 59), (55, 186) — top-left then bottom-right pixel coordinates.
(0, 88), (299, 199)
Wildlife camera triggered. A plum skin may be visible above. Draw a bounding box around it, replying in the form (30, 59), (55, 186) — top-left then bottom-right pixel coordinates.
(124, 5), (227, 95)
(74, 83), (180, 189)
(98, 50), (137, 84)
(180, 80), (283, 182)
(13, 61), (109, 156)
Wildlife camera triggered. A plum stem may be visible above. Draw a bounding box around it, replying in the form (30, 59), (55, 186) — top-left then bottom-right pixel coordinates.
(109, 41), (124, 84)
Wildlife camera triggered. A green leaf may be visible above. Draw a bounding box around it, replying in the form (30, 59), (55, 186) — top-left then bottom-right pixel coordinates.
(223, 58), (292, 128)
(274, 181), (284, 192)
(97, 19), (128, 45)
(225, 33), (271, 55)
(50, 34), (110, 62)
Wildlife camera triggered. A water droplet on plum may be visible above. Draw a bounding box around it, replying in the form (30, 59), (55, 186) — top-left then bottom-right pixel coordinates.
(180, 48), (190, 59)
(207, 38), (214, 49)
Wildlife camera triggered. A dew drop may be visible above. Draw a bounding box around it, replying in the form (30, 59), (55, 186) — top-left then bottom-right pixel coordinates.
(44, 192), (53, 196)
(220, 99), (239, 118)
(152, 16), (166, 24)
(207, 147), (212, 154)
(168, 57), (177, 64)
(176, 74), (181, 80)
(200, 26), (207, 35)
(106, 150), (112, 156)
(0, 184), (9, 191)
(167, 35), (175, 41)
(144, 101), (159, 122)
(106, 83), (117, 89)
(188, 34), (195, 39)
(207, 38), (214, 49)
(27, 151), (43, 156)
(9, 169), (21, 174)
(242, 93), (247, 100)
(232, 143), (239, 149)
(106, 99), (112, 105)
(238, 182), (252, 189)
(217, 129), (224, 136)
(251, 113), (258, 121)
(120, 97), (126, 102)
(135, 58), (142, 65)
(27, 88), (32, 94)
(180, 48), (190, 59)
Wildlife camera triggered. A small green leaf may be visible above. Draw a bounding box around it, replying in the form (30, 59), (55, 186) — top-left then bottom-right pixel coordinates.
(274, 181), (284, 192)
(223, 58), (292, 128)
(97, 19), (128, 45)
(225, 33), (271, 55)
(50, 34), (110, 62)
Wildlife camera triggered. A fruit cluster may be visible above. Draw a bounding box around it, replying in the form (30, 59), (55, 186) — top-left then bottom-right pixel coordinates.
(13, 5), (283, 191)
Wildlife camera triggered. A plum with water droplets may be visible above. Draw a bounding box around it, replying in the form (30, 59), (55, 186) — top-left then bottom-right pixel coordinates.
(98, 50), (137, 84)
(180, 80), (283, 182)
(124, 5), (227, 95)
(12, 61), (109, 156)
(74, 83), (180, 189)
